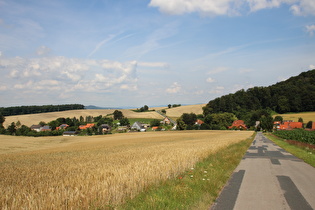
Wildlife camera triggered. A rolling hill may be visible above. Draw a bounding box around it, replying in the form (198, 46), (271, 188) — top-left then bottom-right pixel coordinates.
(3, 104), (206, 127)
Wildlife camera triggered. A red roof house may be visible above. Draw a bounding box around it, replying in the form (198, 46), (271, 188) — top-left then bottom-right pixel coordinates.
(79, 123), (95, 130)
(279, 122), (303, 130)
(229, 120), (247, 130)
(195, 119), (204, 125)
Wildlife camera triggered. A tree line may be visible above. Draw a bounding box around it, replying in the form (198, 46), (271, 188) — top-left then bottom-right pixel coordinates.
(203, 69), (315, 119)
(0, 104), (85, 116)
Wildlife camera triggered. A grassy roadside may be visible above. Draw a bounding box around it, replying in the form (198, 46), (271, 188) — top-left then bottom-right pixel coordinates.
(118, 133), (255, 210)
(264, 133), (315, 167)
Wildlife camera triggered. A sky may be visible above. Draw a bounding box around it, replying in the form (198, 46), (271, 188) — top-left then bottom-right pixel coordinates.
(0, 0), (315, 108)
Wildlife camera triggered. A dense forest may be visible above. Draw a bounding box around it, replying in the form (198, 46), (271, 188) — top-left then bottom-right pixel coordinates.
(203, 69), (315, 117)
(0, 104), (85, 116)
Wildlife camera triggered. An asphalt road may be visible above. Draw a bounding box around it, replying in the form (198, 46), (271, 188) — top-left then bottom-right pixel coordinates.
(211, 132), (315, 210)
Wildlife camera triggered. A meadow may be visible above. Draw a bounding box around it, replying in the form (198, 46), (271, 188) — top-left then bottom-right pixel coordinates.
(0, 130), (253, 209)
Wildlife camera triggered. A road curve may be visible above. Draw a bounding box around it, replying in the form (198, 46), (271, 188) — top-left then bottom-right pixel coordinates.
(211, 132), (315, 210)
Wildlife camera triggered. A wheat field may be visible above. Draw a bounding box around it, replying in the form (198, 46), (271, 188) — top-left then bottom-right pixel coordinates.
(3, 104), (206, 127)
(273, 112), (315, 123)
(0, 130), (253, 209)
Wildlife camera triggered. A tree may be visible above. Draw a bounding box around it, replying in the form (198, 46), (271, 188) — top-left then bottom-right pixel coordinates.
(168, 104), (172, 109)
(150, 119), (160, 127)
(260, 115), (274, 132)
(0, 113), (5, 128)
(306, 121), (313, 129)
(181, 113), (197, 126)
(161, 109), (166, 115)
(7, 122), (16, 135)
(119, 118), (130, 126)
(143, 105), (149, 111)
(274, 116), (283, 122)
(176, 119), (186, 130)
(113, 110), (124, 120)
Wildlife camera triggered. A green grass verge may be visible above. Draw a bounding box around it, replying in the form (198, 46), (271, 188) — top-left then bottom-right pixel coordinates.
(117, 133), (255, 210)
(265, 133), (315, 167)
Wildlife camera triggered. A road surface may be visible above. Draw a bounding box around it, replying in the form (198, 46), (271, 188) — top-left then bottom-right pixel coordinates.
(211, 132), (315, 210)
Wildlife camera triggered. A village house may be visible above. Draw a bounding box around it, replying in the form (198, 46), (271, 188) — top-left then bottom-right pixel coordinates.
(79, 123), (95, 130)
(30, 125), (42, 132)
(313, 122), (315, 130)
(228, 120), (247, 130)
(30, 125), (51, 132)
(195, 119), (204, 125)
(56, 124), (69, 130)
(62, 131), (78, 136)
(161, 117), (172, 125)
(99, 124), (111, 134)
(131, 121), (145, 131)
(279, 121), (303, 130)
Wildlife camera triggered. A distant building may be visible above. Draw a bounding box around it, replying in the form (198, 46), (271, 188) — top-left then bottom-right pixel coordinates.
(131, 122), (145, 131)
(313, 122), (315, 130)
(279, 122), (303, 130)
(63, 131), (78, 136)
(79, 123), (95, 130)
(195, 119), (204, 125)
(229, 120), (247, 130)
(30, 125), (42, 132)
(56, 124), (69, 130)
(99, 124), (111, 134)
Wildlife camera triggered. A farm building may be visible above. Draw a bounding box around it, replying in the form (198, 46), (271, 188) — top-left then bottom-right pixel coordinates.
(30, 125), (52, 132)
(279, 122), (303, 130)
(62, 131), (78, 136)
(99, 124), (111, 134)
(228, 120), (247, 130)
(131, 122), (145, 131)
(195, 119), (204, 125)
(79, 123), (95, 130)
(30, 125), (42, 132)
(56, 124), (69, 130)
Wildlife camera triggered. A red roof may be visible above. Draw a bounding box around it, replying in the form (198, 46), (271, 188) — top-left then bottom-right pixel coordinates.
(279, 122), (303, 130)
(195, 119), (204, 125)
(229, 120), (247, 129)
(79, 123), (95, 130)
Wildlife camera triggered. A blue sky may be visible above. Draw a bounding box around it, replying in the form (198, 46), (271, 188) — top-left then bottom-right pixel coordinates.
(0, 0), (314, 108)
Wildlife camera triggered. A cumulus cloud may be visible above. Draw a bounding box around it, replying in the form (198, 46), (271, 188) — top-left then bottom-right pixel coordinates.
(207, 66), (229, 74)
(166, 82), (181, 93)
(36, 45), (52, 56)
(148, 0), (315, 16)
(209, 86), (225, 94)
(206, 77), (215, 83)
(306, 24), (315, 36)
(309, 64), (315, 69)
(138, 62), (168, 68)
(0, 56), (141, 101)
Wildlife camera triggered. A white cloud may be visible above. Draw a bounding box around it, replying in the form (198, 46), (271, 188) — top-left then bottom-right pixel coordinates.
(306, 24), (315, 36)
(0, 85), (7, 91)
(207, 66), (229, 74)
(309, 64), (315, 69)
(290, 0), (315, 16)
(0, 56), (139, 100)
(209, 86), (225, 94)
(206, 77), (215, 83)
(138, 62), (169, 68)
(36, 45), (52, 56)
(166, 82), (181, 93)
(149, 0), (315, 16)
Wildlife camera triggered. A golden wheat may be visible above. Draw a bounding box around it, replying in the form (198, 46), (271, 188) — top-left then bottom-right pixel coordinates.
(0, 130), (253, 209)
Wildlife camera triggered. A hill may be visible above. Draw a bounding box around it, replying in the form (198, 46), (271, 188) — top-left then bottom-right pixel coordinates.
(3, 104), (205, 127)
(203, 69), (315, 116)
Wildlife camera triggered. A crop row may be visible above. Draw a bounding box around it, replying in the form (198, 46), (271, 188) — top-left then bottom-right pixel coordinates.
(273, 129), (315, 145)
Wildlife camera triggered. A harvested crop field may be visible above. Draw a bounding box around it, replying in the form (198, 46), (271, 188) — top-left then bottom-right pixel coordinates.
(0, 130), (253, 209)
(3, 109), (164, 127)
